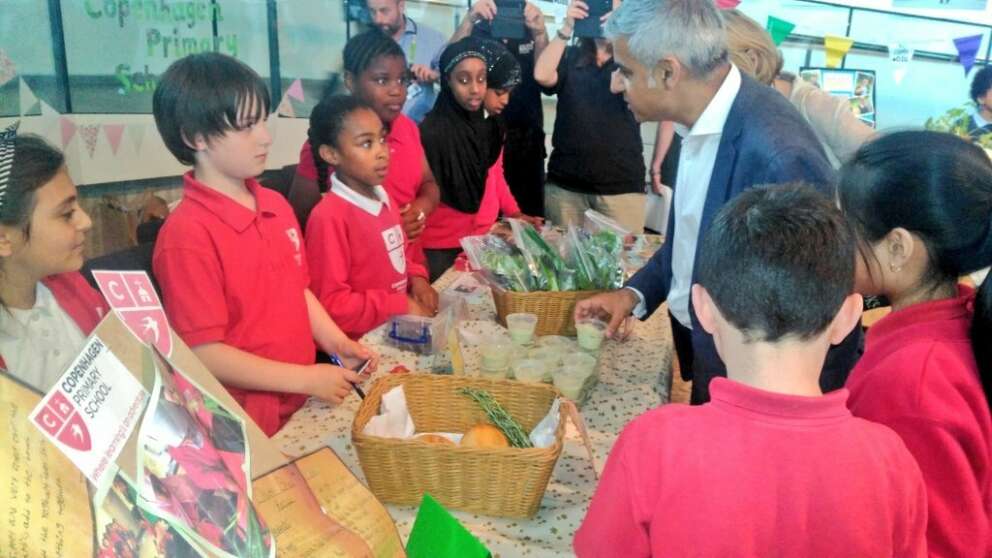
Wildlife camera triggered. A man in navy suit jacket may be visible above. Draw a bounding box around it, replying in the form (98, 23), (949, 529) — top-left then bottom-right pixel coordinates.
(577, 0), (862, 403)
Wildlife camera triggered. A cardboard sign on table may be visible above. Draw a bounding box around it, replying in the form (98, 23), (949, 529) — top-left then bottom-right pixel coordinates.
(3, 305), (405, 556)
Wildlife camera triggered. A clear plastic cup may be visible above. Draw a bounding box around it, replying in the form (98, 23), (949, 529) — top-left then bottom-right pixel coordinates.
(553, 365), (591, 400)
(563, 352), (597, 376)
(512, 358), (546, 383)
(528, 346), (563, 382)
(536, 335), (572, 348)
(506, 313), (538, 345)
(575, 317), (607, 352)
(480, 340), (511, 377)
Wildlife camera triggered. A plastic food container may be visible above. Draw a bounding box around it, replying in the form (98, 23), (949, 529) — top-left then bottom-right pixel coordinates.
(512, 358), (546, 383)
(506, 313), (538, 345)
(575, 317), (607, 352)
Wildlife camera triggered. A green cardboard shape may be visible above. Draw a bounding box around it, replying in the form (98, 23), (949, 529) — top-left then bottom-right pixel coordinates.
(406, 494), (490, 558)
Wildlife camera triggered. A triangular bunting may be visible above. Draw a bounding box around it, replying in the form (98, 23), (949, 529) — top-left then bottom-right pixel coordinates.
(40, 100), (58, 117)
(126, 123), (145, 153)
(19, 77), (38, 116)
(889, 43), (914, 86)
(286, 78), (305, 102)
(60, 117), (77, 148)
(766, 16), (795, 47)
(824, 35), (854, 68)
(954, 34), (983, 76)
(0, 48), (16, 87)
(78, 124), (100, 158)
(277, 97), (295, 118)
(715, 0), (741, 9)
(36, 101), (60, 141)
(103, 124), (125, 155)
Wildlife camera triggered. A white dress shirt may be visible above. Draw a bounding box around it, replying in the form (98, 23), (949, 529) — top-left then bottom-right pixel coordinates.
(629, 65), (742, 328)
(0, 282), (86, 392)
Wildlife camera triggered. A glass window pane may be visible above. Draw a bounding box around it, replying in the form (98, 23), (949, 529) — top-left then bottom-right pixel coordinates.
(59, 0), (221, 113)
(0, 0), (62, 116)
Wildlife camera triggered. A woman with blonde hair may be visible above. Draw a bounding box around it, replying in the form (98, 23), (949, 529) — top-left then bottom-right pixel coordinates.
(722, 9), (875, 167)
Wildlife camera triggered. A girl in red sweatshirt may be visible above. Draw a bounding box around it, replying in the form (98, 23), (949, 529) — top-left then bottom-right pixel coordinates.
(838, 130), (992, 557)
(305, 95), (436, 339)
(0, 125), (108, 392)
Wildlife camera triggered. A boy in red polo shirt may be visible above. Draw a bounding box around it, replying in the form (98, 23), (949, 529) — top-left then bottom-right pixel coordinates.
(574, 184), (928, 557)
(151, 53), (377, 437)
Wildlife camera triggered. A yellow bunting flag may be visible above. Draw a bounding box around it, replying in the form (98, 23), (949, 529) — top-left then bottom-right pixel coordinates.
(824, 35), (855, 68)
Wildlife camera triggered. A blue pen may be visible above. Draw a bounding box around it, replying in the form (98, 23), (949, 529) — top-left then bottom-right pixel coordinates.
(330, 353), (366, 399)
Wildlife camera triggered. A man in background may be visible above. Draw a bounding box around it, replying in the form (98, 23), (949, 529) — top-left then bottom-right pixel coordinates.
(367, 0), (448, 123)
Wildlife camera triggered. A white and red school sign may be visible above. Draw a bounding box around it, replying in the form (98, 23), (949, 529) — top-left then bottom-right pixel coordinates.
(91, 270), (172, 357)
(30, 336), (148, 485)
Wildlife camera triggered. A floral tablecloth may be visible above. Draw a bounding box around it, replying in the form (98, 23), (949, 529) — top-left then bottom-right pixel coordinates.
(273, 270), (674, 557)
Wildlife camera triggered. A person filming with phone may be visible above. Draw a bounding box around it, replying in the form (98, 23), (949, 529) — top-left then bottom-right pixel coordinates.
(534, 0), (646, 233)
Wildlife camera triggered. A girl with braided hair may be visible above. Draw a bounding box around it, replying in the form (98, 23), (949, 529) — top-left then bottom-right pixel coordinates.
(0, 124), (108, 392)
(289, 29), (441, 270)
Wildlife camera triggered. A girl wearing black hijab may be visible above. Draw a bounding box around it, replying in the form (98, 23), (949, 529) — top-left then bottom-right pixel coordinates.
(419, 37), (542, 281)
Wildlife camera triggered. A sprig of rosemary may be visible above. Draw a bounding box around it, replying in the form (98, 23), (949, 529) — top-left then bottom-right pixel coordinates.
(459, 387), (533, 448)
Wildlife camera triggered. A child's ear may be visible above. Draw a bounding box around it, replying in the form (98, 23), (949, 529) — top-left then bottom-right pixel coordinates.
(691, 284), (718, 335)
(182, 130), (209, 153)
(884, 227), (915, 271)
(318, 144), (341, 167)
(827, 293), (864, 345)
(0, 226), (19, 258)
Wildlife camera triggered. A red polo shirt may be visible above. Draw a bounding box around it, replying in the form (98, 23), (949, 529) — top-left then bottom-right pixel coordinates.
(153, 172), (312, 436)
(297, 112), (425, 207)
(847, 285), (992, 558)
(575, 378), (928, 557)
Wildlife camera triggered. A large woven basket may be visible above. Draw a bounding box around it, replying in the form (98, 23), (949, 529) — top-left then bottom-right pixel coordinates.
(351, 374), (567, 518)
(491, 287), (603, 336)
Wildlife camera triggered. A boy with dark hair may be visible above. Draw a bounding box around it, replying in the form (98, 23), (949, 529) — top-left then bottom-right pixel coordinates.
(574, 183), (928, 557)
(151, 52), (376, 437)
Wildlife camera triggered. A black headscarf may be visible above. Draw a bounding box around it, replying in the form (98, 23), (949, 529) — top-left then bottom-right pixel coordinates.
(420, 37), (520, 214)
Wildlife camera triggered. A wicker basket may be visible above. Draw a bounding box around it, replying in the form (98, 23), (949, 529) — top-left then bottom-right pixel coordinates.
(351, 374), (567, 518)
(491, 287), (603, 336)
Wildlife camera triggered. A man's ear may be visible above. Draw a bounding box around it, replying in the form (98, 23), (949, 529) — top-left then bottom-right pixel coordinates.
(658, 56), (680, 89)
(318, 144), (341, 167)
(827, 293), (863, 345)
(691, 284), (717, 335)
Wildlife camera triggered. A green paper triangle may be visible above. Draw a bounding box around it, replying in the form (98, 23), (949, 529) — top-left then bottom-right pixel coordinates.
(766, 16), (796, 46)
(406, 494), (490, 558)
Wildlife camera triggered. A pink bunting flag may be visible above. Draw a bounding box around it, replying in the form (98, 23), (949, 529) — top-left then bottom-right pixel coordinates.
(103, 124), (125, 155)
(286, 78), (305, 102)
(954, 34), (983, 76)
(78, 124), (100, 158)
(0, 49), (15, 87)
(60, 117), (77, 148)
(715, 0), (741, 8)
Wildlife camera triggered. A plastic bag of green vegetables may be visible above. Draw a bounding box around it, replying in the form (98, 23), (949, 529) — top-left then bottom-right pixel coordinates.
(460, 234), (534, 292)
(508, 219), (577, 292)
(565, 225), (624, 290)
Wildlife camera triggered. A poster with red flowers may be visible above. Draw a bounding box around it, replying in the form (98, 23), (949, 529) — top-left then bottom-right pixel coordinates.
(131, 356), (273, 558)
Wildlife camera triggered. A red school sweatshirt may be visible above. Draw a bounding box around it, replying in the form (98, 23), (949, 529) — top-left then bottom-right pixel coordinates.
(847, 285), (992, 558)
(306, 175), (428, 339)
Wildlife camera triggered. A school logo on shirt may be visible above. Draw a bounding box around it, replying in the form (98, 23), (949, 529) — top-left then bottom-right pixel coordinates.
(382, 225), (406, 275)
(286, 228), (302, 266)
